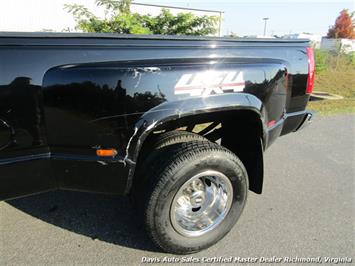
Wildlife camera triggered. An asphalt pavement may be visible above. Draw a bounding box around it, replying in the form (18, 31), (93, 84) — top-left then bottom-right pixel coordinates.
(0, 114), (354, 265)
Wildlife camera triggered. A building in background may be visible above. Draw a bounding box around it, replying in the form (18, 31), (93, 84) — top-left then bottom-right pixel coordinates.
(0, 0), (223, 36)
(240, 35), (275, 39)
(320, 38), (355, 54)
(282, 33), (322, 48)
(282, 32), (355, 53)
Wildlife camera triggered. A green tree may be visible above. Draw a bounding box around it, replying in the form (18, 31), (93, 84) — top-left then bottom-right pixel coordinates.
(65, 0), (218, 36)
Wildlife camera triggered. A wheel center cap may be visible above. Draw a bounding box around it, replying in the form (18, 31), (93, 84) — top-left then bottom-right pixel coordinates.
(190, 191), (205, 208)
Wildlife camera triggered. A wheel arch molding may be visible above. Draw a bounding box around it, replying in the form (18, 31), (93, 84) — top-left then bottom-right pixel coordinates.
(124, 93), (267, 195)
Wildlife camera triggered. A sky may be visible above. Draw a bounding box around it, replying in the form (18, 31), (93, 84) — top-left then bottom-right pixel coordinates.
(134, 0), (355, 36)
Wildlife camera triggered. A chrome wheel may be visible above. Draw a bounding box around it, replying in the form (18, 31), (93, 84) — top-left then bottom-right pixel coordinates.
(170, 170), (233, 237)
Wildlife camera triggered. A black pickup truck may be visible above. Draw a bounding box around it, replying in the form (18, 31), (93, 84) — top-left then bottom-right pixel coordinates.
(0, 33), (313, 254)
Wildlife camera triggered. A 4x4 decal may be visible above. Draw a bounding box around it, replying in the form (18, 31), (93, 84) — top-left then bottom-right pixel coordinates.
(174, 71), (245, 96)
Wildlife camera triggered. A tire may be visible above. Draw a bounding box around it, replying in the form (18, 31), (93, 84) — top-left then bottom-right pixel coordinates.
(150, 130), (208, 150)
(136, 131), (208, 169)
(131, 131), (208, 200)
(140, 141), (248, 254)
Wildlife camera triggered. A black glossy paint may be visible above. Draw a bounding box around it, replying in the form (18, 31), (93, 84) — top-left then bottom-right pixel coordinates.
(0, 33), (311, 200)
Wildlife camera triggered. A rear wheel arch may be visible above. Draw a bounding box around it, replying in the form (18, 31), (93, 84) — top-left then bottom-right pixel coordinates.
(127, 108), (265, 195)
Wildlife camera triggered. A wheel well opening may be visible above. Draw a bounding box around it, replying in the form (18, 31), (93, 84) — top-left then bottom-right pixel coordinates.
(134, 110), (264, 194)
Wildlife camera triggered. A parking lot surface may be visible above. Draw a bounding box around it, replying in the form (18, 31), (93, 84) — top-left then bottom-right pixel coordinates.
(1, 114), (354, 265)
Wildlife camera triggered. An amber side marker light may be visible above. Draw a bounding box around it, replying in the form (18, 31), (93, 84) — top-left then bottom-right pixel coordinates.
(96, 148), (118, 157)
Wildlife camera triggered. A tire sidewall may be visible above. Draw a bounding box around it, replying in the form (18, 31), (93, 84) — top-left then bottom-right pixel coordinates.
(149, 150), (248, 252)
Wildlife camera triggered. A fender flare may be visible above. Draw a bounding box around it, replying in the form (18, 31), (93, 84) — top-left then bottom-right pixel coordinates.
(124, 93), (267, 193)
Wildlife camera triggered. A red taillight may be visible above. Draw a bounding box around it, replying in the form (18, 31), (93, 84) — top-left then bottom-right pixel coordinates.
(306, 47), (315, 94)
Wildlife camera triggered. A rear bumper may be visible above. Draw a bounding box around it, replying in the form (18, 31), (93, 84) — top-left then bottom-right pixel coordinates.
(295, 111), (314, 131)
(280, 110), (314, 136)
